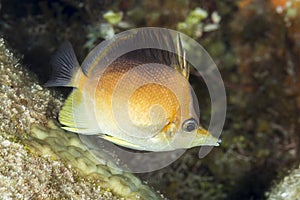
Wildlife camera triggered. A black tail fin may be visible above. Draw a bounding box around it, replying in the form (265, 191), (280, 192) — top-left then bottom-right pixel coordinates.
(44, 41), (81, 87)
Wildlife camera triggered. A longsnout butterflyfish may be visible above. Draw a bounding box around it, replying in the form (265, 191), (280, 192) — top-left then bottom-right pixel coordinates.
(45, 29), (219, 151)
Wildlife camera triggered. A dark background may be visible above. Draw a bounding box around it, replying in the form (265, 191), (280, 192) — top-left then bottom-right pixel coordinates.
(1, 0), (299, 199)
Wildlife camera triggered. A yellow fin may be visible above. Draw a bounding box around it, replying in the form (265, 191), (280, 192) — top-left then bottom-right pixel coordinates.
(100, 135), (140, 149)
(59, 89), (100, 134)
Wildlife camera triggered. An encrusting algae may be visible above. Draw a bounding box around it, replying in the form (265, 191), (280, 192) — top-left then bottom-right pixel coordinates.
(266, 165), (300, 200)
(0, 38), (164, 199)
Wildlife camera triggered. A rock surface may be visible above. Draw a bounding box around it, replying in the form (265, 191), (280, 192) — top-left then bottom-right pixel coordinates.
(266, 165), (300, 200)
(0, 38), (163, 200)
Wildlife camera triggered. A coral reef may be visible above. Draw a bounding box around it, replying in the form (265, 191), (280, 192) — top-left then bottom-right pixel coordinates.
(0, 38), (163, 199)
(0, 134), (117, 199)
(266, 165), (300, 200)
(1, 0), (300, 199)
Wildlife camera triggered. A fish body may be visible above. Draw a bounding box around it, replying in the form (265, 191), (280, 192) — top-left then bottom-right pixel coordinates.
(46, 29), (219, 151)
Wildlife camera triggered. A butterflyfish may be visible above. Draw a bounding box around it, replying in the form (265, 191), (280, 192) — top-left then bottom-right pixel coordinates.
(45, 29), (219, 151)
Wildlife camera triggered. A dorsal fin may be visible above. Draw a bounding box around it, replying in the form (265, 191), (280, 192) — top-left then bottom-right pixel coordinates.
(175, 34), (190, 79)
(130, 29), (190, 80)
(44, 41), (83, 87)
(80, 28), (190, 80)
(123, 30), (190, 79)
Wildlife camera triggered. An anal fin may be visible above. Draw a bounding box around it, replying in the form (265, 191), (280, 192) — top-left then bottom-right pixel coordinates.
(100, 134), (141, 149)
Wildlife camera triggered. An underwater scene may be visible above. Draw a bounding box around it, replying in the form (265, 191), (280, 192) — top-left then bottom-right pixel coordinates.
(0, 0), (300, 199)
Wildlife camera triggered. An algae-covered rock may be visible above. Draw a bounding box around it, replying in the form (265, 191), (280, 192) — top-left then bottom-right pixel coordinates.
(266, 165), (300, 200)
(0, 38), (163, 199)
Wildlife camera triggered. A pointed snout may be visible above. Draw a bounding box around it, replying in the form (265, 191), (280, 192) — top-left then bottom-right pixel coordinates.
(192, 127), (220, 147)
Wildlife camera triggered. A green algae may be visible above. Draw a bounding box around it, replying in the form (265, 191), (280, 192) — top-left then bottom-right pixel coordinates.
(0, 38), (163, 200)
(104, 11), (123, 26)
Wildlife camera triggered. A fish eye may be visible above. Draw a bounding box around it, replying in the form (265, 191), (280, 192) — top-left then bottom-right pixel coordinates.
(182, 118), (198, 132)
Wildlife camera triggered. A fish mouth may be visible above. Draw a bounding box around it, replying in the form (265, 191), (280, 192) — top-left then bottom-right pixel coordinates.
(192, 127), (220, 147)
